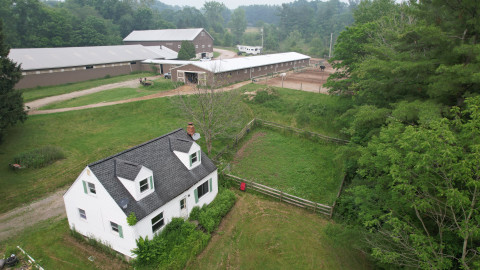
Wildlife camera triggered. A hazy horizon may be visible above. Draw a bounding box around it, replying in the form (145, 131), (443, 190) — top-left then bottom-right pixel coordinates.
(159, 0), (293, 9)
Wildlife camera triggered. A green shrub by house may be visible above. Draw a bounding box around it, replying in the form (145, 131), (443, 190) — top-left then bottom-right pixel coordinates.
(195, 189), (236, 233)
(132, 218), (210, 269)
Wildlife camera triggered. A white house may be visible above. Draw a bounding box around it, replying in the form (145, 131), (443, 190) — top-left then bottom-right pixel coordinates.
(63, 124), (218, 258)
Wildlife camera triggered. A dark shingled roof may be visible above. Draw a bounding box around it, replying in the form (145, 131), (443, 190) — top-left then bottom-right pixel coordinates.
(88, 129), (217, 221)
(114, 158), (142, 180)
(169, 136), (193, 153)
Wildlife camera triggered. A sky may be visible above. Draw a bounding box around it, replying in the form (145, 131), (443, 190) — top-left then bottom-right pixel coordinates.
(159, 0), (295, 9)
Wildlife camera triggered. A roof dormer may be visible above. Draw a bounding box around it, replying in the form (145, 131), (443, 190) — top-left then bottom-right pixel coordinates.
(169, 136), (201, 170)
(115, 158), (155, 201)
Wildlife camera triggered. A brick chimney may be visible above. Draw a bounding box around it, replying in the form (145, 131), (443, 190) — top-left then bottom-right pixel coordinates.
(187, 122), (195, 137)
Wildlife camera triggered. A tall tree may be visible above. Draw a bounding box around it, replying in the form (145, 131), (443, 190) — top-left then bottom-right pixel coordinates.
(0, 21), (26, 143)
(177, 41), (196, 60)
(175, 84), (246, 155)
(229, 8), (247, 45)
(203, 1), (226, 34)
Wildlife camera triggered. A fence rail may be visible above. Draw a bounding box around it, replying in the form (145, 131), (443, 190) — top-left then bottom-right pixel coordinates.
(257, 119), (350, 145)
(214, 118), (256, 160)
(226, 174), (333, 217)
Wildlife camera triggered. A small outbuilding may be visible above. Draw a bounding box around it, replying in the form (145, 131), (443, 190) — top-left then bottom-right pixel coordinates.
(63, 124), (218, 258)
(123, 28), (214, 59)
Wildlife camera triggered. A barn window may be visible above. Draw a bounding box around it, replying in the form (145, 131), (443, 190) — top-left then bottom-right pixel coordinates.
(195, 45), (198, 48)
(202, 45), (205, 48)
(208, 44), (211, 47)
(130, 61), (137, 64)
(201, 32), (205, 36)
(85, 65), (93, 69)
(244, 69), (248, 73)
(152, 212), (164, 233)
(178, 45), (181, 49)
(258, 67), (261, 71)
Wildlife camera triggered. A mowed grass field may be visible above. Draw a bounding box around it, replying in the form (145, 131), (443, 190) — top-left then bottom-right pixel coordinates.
(186, 191), (372, 270)
(0, 96), (251, 213)
(21, 72), (154, 102)
(1, 218), (129, 270)
(40, 79), (177, 110)
(231, 128), (344, 204)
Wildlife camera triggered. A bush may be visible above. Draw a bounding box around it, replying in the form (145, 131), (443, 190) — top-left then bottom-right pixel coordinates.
(133, 218), (210, 269)
(127, 212), (137, 226)
(13, 145), (65, 168)
(189, 206), (201, 221)
(254, 87), (279, 104)
(195, 189), (236, 233)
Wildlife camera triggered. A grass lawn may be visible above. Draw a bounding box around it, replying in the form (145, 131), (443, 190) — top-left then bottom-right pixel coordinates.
(40, 79), (177, 110)
(230, 128), (344, 205)
(21, 72), (154, 102)
(1, 218), (129, 270)
(186, 191), (372, 270)
(0, 96), (252, 214)
(239, 84), (353, 138)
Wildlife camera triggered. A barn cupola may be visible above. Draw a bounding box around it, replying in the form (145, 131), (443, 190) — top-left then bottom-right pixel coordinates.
(114, 158), (154, 201)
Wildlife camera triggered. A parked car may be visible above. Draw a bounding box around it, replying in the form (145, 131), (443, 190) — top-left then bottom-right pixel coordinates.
(164, 73), (171, 79)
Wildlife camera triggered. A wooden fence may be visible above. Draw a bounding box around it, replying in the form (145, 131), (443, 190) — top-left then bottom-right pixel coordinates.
(226, 174), (333, 217)
(257, 119), (350, 145)
(214, 118), (257, 160)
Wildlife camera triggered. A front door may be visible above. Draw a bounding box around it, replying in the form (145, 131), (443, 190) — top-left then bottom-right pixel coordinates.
(180, 197), (188, 218)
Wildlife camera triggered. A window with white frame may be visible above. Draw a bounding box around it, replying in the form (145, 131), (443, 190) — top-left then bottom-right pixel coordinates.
(82, 181), (96, 195)
(190, 152), (198, 167)
(178, 45), (181, 49)
(140, 178), (149, 192)
(110, 221), (123, 238)
(202, 45), (205, 48)
(79, 208), (87, 220)
(152, 212), (164, 233)
(88, 182), (96, 194)
(195, 45), (198, 48)
(208, 44), (211, 47)
(201, 32), (205, 36)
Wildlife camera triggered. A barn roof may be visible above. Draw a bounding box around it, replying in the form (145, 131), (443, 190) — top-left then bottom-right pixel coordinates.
(8, 45), (166, 71)
(144, 46), (178, 60)
(88, 129), (216, 221)
(174, 52), (311, 74)
(123, 28), (212, 42)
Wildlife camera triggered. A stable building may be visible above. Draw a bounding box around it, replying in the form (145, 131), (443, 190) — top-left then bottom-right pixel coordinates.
(123, 28), (214, 59)
(9, 45), (177, 89)
(170, 52), (310, 86)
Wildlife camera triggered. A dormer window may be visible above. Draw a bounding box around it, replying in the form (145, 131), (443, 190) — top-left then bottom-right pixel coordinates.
(189, 151), (201, 167)
(140, 179), (149, 193)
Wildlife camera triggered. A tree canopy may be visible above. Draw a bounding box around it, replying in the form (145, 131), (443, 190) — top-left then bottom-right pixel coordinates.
(0, 21), (26, 143)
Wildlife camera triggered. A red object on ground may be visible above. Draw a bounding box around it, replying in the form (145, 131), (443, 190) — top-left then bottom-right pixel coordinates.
(240, 182), (246, 191)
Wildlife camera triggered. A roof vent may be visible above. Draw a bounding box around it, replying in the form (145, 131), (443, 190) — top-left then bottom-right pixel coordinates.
(192, 133), (201, 141)
(119, 198), (129, 209)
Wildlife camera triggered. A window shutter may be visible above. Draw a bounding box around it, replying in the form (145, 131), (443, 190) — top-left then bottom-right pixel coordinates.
(189, 155), (192, 167)
(209, 178), (212, 192)
(198, 151), (201, 162)
(118, 225), (123, 238)
(149, 176), (153, 189)
(194, 189), (198, 203)
(82, 181), (87, 194)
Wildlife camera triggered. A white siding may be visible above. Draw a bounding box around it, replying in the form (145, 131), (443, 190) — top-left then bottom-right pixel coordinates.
(64, 166), (137, 257)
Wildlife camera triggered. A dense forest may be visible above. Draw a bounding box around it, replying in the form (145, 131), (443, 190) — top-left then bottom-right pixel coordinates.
(0, 0), (354, 57)
(327, 0), (480, 269)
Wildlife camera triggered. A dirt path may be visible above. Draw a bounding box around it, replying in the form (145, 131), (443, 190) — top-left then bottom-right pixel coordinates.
(25, 75), (161, 112)
(29, 80), (252, 115)
(0, 188), (67, 241)
(213, 48), (238, 59)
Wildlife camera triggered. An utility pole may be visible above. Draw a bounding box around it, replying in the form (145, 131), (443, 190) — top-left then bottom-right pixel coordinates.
(328, 32), (333, 59)
(261, 27), (264, 49)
